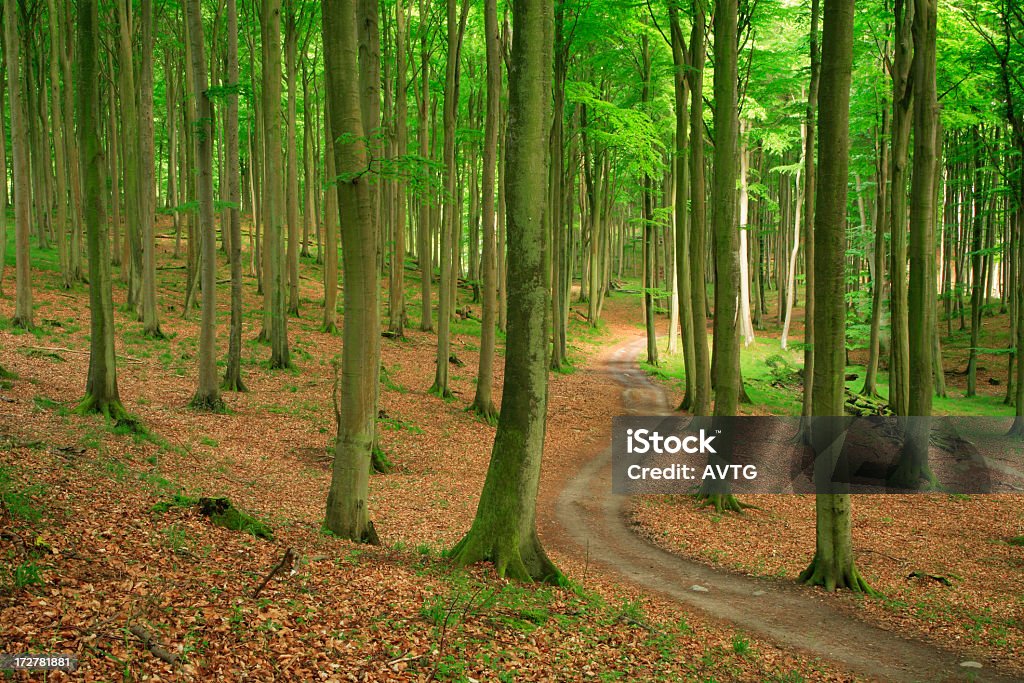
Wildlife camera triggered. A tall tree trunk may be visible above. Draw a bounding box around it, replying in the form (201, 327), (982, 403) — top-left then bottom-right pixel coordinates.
(75, 0), (131, 424)
(139, 0), (162, 337)
(799, 0), (872, 594)
(0, 58), (7, 297)
(686, 0), (711, 416)
(262, 0), (291, 367)
(116, 0), (143, 315)
(862, 103), (890, 397)
(450, 0), (559, 583)
(891, 0), (938, 489)
(642, 34), (658, 367)
(185, 0), (223, 411)
(388, 0), (409, 338)
(738, 121), (755, 346)
(417, 0), (433, 332)
(322, 97), (340, 333)
(46, 0), (72, 289)
(711, 0), (739, 417)
(888, 0), (913, 415)
(472, 0), (501, 421)
(284, 6), (301, 317)
(322, 0), (381, 545)
(802, 0), (821, 419)
(222, 0), (246, 392)
(431, 0), (460, 398)
(61, 0), (84, 281)
(4, 0), (32, 329)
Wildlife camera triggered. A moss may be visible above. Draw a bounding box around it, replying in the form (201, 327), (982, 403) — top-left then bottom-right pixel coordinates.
(198, 497), (273, 540)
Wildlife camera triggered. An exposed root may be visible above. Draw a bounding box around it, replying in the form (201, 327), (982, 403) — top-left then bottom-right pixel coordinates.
(221, 373), (248, 393)
(189, 392), (227, 413)
(429, 383), (454, 400)
(75, 395), (144, 432)
(448, 530), (566, 586)
(799, 554), (878, 595)
(694, 492), (755, 514)
(470, 400), (499, 426)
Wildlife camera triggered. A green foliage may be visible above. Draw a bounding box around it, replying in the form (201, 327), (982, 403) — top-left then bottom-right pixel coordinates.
(0, 464), (44, 522)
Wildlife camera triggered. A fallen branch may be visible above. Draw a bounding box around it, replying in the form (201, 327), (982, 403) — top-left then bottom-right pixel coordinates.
(387, 652), (426, 667)
(25, 346), (144, 364)
(128, 624), (179, 665)
(907, 571), (952, 586)
(252, 547), (298, 598)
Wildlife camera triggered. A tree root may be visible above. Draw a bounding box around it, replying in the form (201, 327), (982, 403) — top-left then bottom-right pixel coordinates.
(75, 395), (144, 432)
(428, 383), (454, 400)
(798, 554), (878, 595)
(189, 393), (227, 413)
(448, 530), (566, 586)
(470, 400), (499, 426)
(694, 492), (756, 514)
(221, 372), (248, 393)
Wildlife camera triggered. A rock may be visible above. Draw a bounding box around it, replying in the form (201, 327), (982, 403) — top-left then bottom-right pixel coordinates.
(752, 590), (766, 597)
(690, 585), (709, 593)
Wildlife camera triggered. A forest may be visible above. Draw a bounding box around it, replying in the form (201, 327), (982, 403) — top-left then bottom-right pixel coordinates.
(0, 0), (1022, 679)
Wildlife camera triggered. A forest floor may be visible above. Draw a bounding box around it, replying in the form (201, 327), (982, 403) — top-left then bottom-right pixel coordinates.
(1, 228), (853, 681)
(633, 304), (1024, 681)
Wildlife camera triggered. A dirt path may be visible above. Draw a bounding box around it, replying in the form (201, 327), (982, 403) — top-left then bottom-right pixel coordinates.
(552, 337), (1017, 683)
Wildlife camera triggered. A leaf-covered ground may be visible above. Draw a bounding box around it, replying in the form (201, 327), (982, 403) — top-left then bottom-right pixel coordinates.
(636, 329), (1024, 679)
(0, 234), (850, 681)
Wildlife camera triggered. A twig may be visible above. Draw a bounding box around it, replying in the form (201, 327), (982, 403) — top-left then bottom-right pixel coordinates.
(387, 652), (426, 667)
(24, 346), (144, 364)
(128, 624), (179, 665)
(252, 547), (297, 598)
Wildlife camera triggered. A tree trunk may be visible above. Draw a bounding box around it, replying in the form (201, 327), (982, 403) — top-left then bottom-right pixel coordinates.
(642, 34), (658, 367)
(139, 0), (162, 337)
(417, 0), (433, 333)
(222, 0), (246, 392)
(262, 0), (291, 368)
(472, 0), (501, 422)
(802, 0), (821, 420)
(322, 97), (340, 333)
(388, 0), (409, 338)
(450, 0), (560, 583)
(4, 0), (33, 329)
(862, 102), (890, 397)
(711, 0), (739, 416)
(185, 0), (223, 411)
(891, 0), (938, 489)
(322, 0), (381, 545)
(888, 0), (913, 415)
(284, 7), (301, 317)
(75, 0), (131, 424)
(686, 0), (711, 416)
(800, 0), (872, 594)
(431, 0), (461, 398)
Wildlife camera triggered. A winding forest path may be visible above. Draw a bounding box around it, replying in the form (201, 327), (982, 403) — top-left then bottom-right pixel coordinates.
(552, 338), (1017, 683)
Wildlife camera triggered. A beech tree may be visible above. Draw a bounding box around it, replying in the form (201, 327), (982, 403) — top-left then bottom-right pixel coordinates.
(75, 0), (129, 424)
(471, 0), (501, 422)
(323, 0), (381, 544)
(184, 0), (223, 411)
(799, 0), (872, 593)
(450, 0), (560, 583)
(4, 0), (33, 329)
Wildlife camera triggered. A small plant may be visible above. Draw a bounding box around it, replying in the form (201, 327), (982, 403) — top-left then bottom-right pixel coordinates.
(13, 561), (43, 588)
(731, 633), (751, 656)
